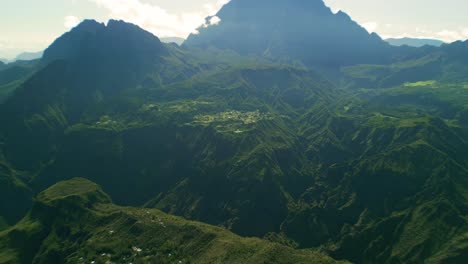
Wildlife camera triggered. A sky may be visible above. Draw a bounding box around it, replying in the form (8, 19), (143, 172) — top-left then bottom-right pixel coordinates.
(1, 0), (468, 59)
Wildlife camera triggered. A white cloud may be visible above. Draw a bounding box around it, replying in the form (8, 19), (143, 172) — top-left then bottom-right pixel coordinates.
(89, 0), (229, 38)
(362, 22), (378, 33)
(209, 16), (222, 26)
(323, 0), (340, 14)
(64, 16), (81, 29)
(204, 0), (230, 15)
(197, 15), (222, 31)
(436, 29), (468, 42)
(331, 8), (341, 14)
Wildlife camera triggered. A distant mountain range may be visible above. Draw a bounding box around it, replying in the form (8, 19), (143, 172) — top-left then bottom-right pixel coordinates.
(385, 37), (445, 47)
(0, 51), (43, 63)
(14, 51), (43, 61)
(160, 37), (185, 45)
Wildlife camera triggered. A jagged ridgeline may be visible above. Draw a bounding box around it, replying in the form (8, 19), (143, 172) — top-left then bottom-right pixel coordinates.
(0, 0), (468, 263)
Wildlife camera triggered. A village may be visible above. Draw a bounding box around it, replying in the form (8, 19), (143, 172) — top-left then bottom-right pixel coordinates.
(194, 110), (273, 126)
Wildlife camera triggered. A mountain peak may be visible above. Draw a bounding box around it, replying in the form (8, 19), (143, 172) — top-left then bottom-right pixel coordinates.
(36, 178), (111, 207)
(35, 19), (171, 106)
(73, 19), (105, 32)
(217, 0), (332, 16)
(43, 19), (165, 64)
(186, 0), (390, 67)
(105, 19), (156, 37)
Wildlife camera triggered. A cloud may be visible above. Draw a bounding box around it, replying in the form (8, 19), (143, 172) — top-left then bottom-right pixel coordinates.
(89, 0), (229, 38)
(209, 16), (222, 26)
(196, 15), (222, 32)
(323, 0), (340, 14)
(436, 29), (468, 42)
(362, 22), (378, 33)
(204, 0), (230, 15)
(64, 16), (81, 29)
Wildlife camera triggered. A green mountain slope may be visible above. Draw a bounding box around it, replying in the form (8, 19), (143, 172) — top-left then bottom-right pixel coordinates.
(319, 85), (468, 263)
(0, 20), (203, 171)
(0, 161), (32, 230)
(0, 60), (39, 102)
(20, 65), (336, 237)
(0, 16), (467, 264)
(0, 178), (344, 264)
(343, 40), (468, 88)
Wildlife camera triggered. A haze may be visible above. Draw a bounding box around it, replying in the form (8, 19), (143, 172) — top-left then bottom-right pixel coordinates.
(1, 0), (467, 58)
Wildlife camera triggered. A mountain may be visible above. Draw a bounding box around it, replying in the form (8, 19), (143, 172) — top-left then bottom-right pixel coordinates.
(41, 18), (169, 85)
(0, 178), (343, 264)
(0, 51), (43, 64)
(343, 40), (468, 88)
(7, 19), (196, 121)
(43, 19), (164, 63)
(1, 21), (338, 241)
(0, 60), (39, 103)
(13, 51), (43, 61)
(386, 37), (445, 47)
(0, 161), (32, 230)
(185, 0), (394, 67)
(0, 8), (468, 264)
(161, 37), (185, 45)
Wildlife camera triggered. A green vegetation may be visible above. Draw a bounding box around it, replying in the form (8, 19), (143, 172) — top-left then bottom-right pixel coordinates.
(0, 161), (32, 227)
(404, 80), (437, 87)
(0, 61), (38, 102)
(0, 6), (468, 264)
(0, 178), (344, 264)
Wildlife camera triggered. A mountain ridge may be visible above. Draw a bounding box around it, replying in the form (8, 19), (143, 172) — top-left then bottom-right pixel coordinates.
(0, 4), (467, 264)
(386, 37), (445, 47)
(43, 19), (166, 64)
(0, 178), (345, 264)
(185, 0), (393, 67)
(161, 37), (185, 45)
(13, 51), (43, 62)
